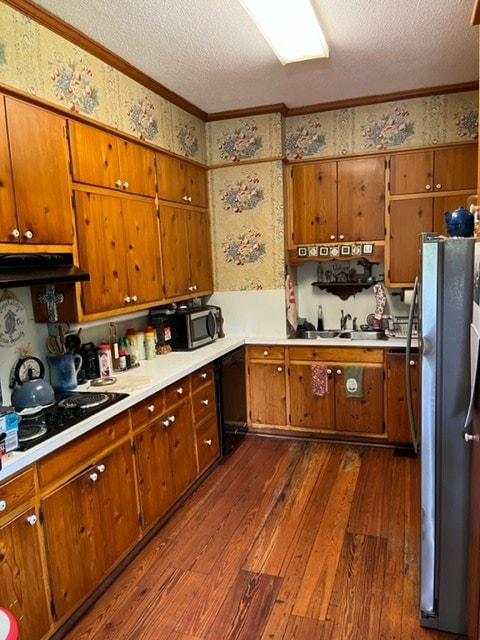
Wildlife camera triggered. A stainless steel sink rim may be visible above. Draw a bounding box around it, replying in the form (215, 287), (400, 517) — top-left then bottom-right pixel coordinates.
(290, 330), (388, 340)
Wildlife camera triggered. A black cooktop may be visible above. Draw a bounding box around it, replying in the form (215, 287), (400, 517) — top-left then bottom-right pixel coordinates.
(17, 390), (129, 451)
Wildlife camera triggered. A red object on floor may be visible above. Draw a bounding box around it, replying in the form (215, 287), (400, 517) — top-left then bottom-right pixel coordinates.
(0, 608), (18, 640)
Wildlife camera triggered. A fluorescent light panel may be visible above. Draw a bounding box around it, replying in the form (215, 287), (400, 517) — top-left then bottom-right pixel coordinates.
(238, 0), (329, 65)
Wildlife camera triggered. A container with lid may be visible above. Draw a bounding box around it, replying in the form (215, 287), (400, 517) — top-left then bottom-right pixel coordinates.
(98, 343), (113, 378)
(144, 326), (156, 360)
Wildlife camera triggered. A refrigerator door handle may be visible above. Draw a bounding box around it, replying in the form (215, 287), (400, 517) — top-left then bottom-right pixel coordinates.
(406, 276), (419, 454)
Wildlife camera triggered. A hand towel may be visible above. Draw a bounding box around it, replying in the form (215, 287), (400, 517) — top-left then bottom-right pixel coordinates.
(311, 364), (328, 397)
(344, 365), (364, 398)
(286, 274), (297, 330)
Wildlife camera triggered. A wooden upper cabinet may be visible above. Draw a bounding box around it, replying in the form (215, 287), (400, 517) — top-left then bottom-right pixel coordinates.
(389, 145), (478, 195)
(337, 156), (385, 242)
(159, 205), (213, 299)
(0, 96), (75, 245)
(74, 190), (163, 315)
(156, 152), (208, 208)
(68, 120), (156, 197)
(291, 161), (337, 245)
(290, 155), (385, 245)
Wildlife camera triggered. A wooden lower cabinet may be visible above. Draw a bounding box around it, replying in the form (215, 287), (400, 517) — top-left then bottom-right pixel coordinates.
(41, 440), (139, 620)
(289, 347), (384, 435)
(135, 397), (198, 531)
(386, 350), (419, 445)
(247, 346), (287, 427)
(0, 468), (51, 640)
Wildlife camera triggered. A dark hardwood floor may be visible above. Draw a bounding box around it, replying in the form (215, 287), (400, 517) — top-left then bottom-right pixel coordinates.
(63, 436), (466, 640)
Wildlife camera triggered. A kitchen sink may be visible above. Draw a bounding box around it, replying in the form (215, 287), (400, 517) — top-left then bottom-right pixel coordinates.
(290, 330), (341, 339)
(338, 330), (388, 340)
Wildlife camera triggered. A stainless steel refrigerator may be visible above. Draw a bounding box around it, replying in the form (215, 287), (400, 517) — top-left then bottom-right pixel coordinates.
(408, 232), (473, 634)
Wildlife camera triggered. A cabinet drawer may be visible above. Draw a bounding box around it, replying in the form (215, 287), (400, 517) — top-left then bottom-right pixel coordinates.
(191, 364), (214, 392)
(0, 467), (35, 519)
(37, 412), (130, 488)
(196, 414), (219, 472)
(247, 345), (285, 360)
(192, 381), (216, 424)
(131, 389), (165, 431)
(288, 346), (384, 363)
(165, 376), (190, 410)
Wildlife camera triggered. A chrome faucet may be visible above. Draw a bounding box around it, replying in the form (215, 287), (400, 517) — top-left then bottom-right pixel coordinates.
(340, 311), (352, 330)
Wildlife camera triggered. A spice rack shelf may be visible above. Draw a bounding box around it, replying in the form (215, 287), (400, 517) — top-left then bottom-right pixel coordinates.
(312, 281), (374, 301)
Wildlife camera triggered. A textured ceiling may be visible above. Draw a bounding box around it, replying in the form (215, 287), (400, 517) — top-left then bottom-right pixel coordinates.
(31, 0), (479, 115)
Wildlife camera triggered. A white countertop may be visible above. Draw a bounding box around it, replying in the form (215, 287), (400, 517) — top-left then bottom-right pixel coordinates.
(0, 334), (415, 481)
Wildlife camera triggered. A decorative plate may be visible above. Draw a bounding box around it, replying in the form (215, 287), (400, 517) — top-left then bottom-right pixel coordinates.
(0, 298), (28, 346)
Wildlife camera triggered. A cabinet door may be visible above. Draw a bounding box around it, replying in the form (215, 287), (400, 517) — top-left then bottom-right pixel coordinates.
(434, 145), (478, 192)
(156, 153), (208, 207)
(248, 361), (287, 426)
(388, 198), (433, 286)
(337, 156), (385, 241)
(0, 506), (51, 640)
(432, 194), (468, 236)
(390, 151), (434, 195)
(0, 97), (16, 243)
(6, 97), (74, 244)
(291, 161), (337, 244)
(159, 205), (191, 298)
(289, 362), (335, 429)
(168, 399), (197, 497)
(187, 208), (214, 295)
(122, 198), (163, 305)
(386, 351), (418, 444)
(334, 363), (384, 434)
(75, 191), (129, 313)
(69, 120), (156, 196)
(42, 442), (138, 619)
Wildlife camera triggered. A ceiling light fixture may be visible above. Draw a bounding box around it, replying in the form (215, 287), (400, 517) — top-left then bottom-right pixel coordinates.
(238, 0), (329, 65)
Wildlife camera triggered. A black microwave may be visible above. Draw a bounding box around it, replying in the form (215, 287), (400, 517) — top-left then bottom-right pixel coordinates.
(153, 307), (219, 351)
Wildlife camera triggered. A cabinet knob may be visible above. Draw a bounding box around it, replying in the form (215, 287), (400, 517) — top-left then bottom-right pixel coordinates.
(277, 366), (283, 372)
(339, 234), (345, 240)
(204, 439), (212, 446)
(97, 464), (106, 473)
(409, 360), (416, 367)
(89, 472), (99, 482)
(26, 514), (37, 525)
(188, 285), (198, 292)
(187, 196), (192, 202)
(24, 230), (33, 239)
(465, 432), (479, 442)
(201, 399), (209, 406)
(425, 184), (432, 190)
(263, 350), (269, 356)
(435, 183), (442, 190)
(115, 179), (122, 187)
(176, 387), (184, 395)
(123, 181), (129, 189)
(182, 195), (189, 201)
(0, 500), (6, 511)
(201, 372), (207, 379)
(147, 404), (155, 412)
(124, 296), (131, 303)
(131, 295), (138, 302)
(330, 235), (336, 240)
(162, 419), (170, 427)
(11, 229), (20, 238)
(336, 368), (342, 375)
(327, 368), (332, 375)
(168, 415), (176, 422)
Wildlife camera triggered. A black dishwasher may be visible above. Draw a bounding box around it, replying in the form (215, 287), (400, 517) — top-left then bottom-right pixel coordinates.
(215, 346), (247, 456)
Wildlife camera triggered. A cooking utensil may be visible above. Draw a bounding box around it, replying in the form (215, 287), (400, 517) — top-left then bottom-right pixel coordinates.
(65, 333), (81, 353)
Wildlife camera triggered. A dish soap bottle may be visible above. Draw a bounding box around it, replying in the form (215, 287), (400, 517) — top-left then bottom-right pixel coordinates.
(145, 325), (156, 360)
(317, 305), (324, 331)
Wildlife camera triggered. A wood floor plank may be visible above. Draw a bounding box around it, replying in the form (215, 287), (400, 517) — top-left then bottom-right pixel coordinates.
(292, 446), (363, 620)
(282, 613), (332, 639)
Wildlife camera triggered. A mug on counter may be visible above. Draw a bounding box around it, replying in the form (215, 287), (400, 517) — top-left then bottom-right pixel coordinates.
(47, 354), (83, 391)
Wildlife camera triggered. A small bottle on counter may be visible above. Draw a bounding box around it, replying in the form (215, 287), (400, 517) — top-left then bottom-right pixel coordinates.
(126, 328), (138, 365)
(109, 322), (120, 371)
(118, 337), (128, 370)
(144, 326), (156, 360)
(98, 343), (113, 378)
(136, 331), (146, 360)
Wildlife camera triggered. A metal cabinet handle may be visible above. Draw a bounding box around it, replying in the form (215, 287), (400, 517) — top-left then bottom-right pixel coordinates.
(201, 399), (209, 405)
(27, 514), (37, 525)
(11, 229), (20, 238)
(148, 404), (155, 413)
(0, 500), (6, 511)
(204, 439), (212, 446)
(24, 230), (33, 239)
(89, 472), (99, 482)
(465, 433), (478, 442)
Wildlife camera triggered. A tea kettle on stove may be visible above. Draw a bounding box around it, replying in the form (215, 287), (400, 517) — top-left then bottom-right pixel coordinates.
(444, 206), (474, 238)
(10, 356), (55, 409)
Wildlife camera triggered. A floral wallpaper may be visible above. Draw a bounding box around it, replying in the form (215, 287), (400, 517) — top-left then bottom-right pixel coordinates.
(209, 162), (284, 291)
(0, 2), (206, 162)
(285, 92), (478, 160)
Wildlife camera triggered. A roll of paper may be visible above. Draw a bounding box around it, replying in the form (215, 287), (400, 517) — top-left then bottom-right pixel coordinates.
(404, 289), (414, 306)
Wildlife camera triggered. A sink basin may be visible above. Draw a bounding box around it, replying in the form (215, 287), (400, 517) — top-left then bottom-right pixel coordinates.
(290, 330), (340, 339)
(338, 331), (388, 340)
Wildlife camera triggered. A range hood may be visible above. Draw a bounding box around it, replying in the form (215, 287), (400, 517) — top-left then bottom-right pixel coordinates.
(0, 253), (90, 288)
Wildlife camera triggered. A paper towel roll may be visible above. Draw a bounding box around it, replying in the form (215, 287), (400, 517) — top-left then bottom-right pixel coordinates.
(404, 289), (414, 305)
